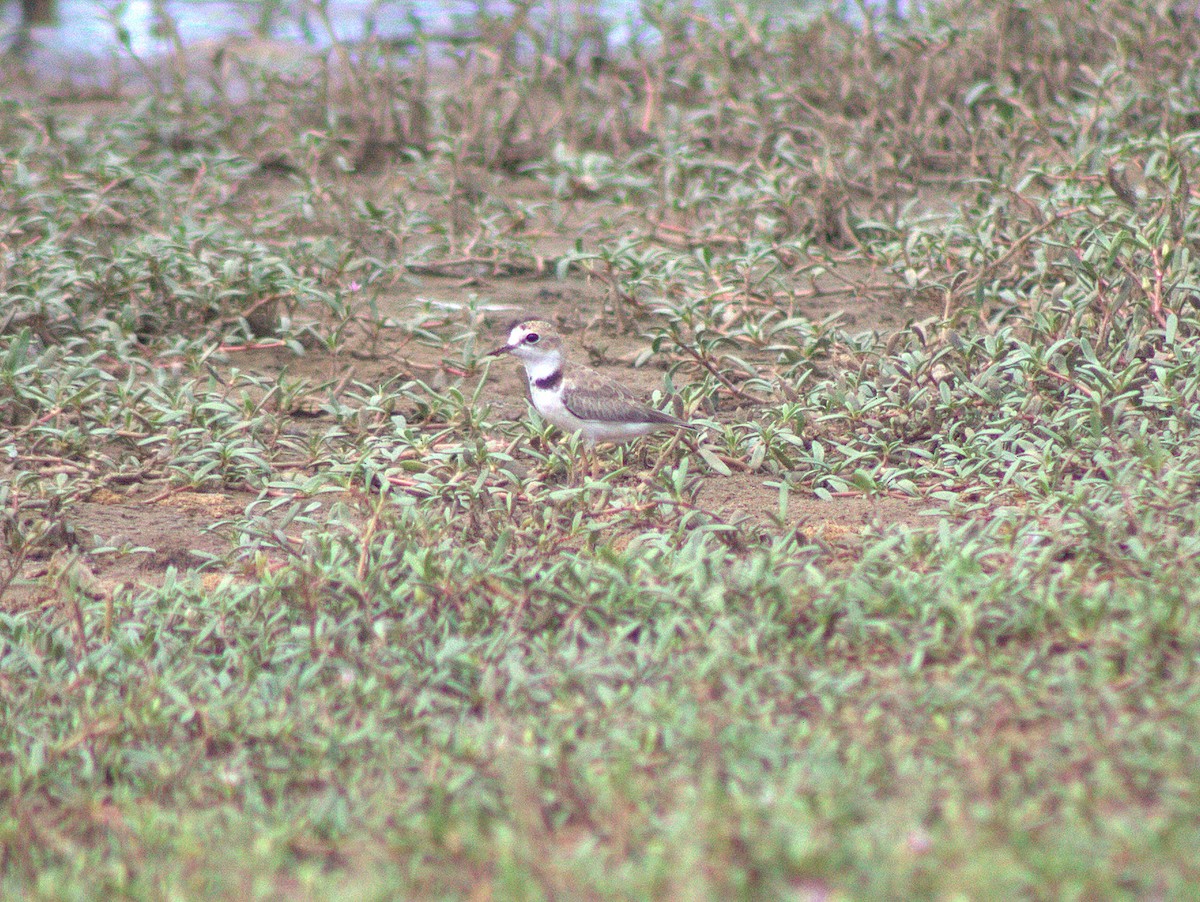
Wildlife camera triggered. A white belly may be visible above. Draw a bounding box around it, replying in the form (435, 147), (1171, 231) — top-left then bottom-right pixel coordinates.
(529, 384), (662, 444)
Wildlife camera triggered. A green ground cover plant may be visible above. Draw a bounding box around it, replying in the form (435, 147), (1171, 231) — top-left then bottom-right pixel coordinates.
(2, 0), (1200, 897)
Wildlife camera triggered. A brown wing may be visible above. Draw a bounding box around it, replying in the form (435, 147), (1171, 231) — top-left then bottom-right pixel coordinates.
(561, 367), (688, 426)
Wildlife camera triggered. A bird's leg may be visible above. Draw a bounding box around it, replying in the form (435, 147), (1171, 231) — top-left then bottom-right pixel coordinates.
(566, 439), (585, 486)
(588, 440), (601, 482)
(564, 438), (588, 486)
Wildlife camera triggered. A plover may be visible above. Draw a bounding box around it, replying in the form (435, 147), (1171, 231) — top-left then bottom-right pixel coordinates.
(487, 319), (691, 472)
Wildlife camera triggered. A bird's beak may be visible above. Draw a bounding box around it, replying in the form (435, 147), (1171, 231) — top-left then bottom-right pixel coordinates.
(485, 343), (513, 358)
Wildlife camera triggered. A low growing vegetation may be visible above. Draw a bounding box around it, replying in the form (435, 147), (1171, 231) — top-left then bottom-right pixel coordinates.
(2, 0), (1200, 896)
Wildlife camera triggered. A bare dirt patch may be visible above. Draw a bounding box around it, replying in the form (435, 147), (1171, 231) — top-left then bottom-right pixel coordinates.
(697, 472), (932, 538)
(2, 487), (253, 609)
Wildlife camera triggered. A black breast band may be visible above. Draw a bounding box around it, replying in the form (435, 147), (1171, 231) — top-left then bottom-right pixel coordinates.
(533, 370), (563, 391)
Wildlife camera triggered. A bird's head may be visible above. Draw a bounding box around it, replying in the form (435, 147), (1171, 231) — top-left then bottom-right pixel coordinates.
(486, 320), (563, 363)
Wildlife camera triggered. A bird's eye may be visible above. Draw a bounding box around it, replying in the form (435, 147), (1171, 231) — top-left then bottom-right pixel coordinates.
(524, 333), (540, 344)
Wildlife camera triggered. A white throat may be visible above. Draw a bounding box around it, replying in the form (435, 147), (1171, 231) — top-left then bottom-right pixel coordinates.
(521, 350), (563, 383)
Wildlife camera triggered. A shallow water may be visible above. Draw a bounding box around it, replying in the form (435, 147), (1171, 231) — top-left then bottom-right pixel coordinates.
(3, 0), (914, 59)
(3, 0), (634, 59)
(1, 0), (911, 92)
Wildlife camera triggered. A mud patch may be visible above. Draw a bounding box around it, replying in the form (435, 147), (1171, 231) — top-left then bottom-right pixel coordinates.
(698, 472), (934, 537)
